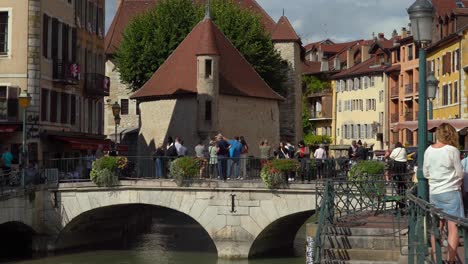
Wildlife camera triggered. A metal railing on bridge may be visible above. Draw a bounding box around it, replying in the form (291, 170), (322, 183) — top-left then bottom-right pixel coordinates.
(407, 187), (468, 264)
(40, 156), (351, 184)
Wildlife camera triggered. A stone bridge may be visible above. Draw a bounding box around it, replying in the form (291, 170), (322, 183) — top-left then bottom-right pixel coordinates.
(0, 180), (316, 259)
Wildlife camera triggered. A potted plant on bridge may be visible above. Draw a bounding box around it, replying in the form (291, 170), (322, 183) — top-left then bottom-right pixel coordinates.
(261, 159), (300, 189)
(170, 157), (203, 186)
(348, 160), (386, 213)
(90, 156), (134, 186)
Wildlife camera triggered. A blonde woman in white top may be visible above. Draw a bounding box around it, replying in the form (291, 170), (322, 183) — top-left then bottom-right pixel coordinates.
(423, 123), (464, 262)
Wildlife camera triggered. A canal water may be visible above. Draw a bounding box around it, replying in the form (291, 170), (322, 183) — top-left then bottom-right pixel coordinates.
(9, 207), (306, 264)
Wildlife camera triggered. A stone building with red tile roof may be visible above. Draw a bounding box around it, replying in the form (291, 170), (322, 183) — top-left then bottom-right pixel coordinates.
(131, 15), (283, 156)
(104, 0), (303, 150)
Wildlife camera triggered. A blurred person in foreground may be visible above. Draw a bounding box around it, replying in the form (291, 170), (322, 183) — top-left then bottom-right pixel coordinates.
(423, 123), (464, 263)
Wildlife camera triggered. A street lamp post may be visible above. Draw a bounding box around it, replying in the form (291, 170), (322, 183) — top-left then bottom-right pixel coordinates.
(408, 0), (434, 202)
(111, 102), (121, 154)
(426, 72), (438, 143)
(18, 90), (31, 188)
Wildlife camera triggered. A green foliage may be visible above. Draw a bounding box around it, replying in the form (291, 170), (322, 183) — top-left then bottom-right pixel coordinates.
(302, 76), (330, 95)
(304, 133), (332, 145)
(301, 76), (331, 134)
(170, 157), (202, 186)
(115, 0), (287, 94)
(90, 156), (128, 186)
(302, 96), (312, 133)
(348, 160), (385, 181)
(260, 159), (300, 189)
(348, 160), (386, 200)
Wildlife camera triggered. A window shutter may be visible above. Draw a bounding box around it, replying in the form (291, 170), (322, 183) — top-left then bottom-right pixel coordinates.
(7, 87), (18, 121)
(70, 94), (76, 125)
(71, 28), (77, 62)
(42, 14), (49, 58)
(41, 89), (48, 121)
(50, 91), (57, 123)
(51, 18), (59, 59)
(62, 24), (69, 62)
(448, 52), (452, 73)
(61, 93), (68, 124)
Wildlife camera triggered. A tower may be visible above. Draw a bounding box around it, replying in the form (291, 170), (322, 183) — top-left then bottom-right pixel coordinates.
(272, 16), (303, 143)
(196, 1), (220, 139)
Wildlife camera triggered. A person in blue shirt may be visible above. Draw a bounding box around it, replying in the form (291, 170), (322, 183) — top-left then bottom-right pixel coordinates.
(1, 147), (14, 185)
(227, 136), (243, 179)
(216, 134), (230, 181)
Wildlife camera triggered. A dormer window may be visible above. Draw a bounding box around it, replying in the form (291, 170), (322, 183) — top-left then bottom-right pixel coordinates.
(205, 59), (212, 79)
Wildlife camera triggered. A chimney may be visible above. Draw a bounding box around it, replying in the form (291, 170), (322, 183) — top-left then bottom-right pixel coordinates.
(320, 56), (329, 72)
(361, 45), (370, 62)
(378, 33), (385, 41)
(401, 27), (408, 38)
(333, 57), (341, 71)
(346, 49), (354, 69)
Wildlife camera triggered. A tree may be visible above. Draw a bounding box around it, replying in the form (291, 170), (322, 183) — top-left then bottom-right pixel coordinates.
(115, 0), (287, 94)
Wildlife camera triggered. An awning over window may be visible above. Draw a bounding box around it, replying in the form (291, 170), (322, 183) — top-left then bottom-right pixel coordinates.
(392, 119), (468, 132)
(0, 125), (19, 133)
(55, 136), (128, 152)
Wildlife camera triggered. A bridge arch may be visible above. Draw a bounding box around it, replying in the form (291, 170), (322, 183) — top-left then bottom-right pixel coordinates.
(54, 203), (218, 254)
(0, 221), (36, 261)
(248, 210), (315, 258)
(49, 185), (316, 259)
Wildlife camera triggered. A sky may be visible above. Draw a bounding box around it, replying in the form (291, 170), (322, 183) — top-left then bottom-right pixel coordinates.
(105, 0), (412, 44)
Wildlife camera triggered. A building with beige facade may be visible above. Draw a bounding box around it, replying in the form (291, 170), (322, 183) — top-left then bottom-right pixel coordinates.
(131, 16), (283, 157)
(333, 38), (394, 151)
(0, 0), (107, 165)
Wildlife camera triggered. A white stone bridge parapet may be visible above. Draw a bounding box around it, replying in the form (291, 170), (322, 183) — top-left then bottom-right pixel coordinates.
(0, 180), (317, 259)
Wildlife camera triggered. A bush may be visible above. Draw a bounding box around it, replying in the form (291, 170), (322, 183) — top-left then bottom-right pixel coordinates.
(348, 160), (386, 200)
(348, 160), (385, 181)
(170, 157), (202, 186)
(89, 156), (135, 186)
(260, 159), (300, 189)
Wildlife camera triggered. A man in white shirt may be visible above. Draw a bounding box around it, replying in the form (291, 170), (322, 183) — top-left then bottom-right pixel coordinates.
(175, 137), (183, 156)
(314, 144), (327, 179)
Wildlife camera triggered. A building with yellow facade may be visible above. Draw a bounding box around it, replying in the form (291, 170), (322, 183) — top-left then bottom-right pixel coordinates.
(427, 33), (462, 120)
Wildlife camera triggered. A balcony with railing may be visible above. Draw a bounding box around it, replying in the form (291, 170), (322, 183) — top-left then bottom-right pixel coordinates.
(405, 83), (414, 94)
(85, 73), (110, 97)
(391, 113), (399, 123)
(52, 60), (80, 84)
(404, 111), (414, 121)
(310, 110), (332, 120)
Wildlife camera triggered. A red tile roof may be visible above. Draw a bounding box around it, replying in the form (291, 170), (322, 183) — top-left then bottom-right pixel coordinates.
(131, 18), (283, 101)
(271, 16), (301, 43)
(105, 0), (157, 55)
(432, 0), (457, 17)
(105, 0), (276, 55)
(232, 0), (276, 33)
(332, 57), (388, 79)
(302, 61), (321, 75)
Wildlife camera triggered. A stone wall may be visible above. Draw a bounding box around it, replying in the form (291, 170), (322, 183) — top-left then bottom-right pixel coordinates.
(274, 42), (303, 144)
(105, 59), (140, 137)
(218, 95), (280, 157)
(138, 98), (198, 156)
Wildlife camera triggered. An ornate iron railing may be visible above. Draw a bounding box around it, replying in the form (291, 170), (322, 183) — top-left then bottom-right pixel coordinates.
(313, 179), (334, 263)
(313, 173), (414, 263)
(407, 186), (468, 264)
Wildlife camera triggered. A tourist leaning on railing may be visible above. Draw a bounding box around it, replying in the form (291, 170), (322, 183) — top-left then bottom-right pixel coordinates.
(423, 123), (464, 263)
